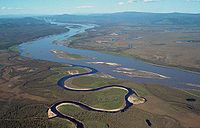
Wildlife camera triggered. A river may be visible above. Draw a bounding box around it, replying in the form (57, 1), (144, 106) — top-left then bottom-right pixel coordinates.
(18, 22), (200, 90)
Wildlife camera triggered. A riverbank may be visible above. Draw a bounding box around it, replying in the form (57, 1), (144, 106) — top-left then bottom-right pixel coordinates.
(68, 45), (200, 74)
(7, 21), (200, 128)
(113, 67), (169, 79)
(51, 49), (86, 60)
(1, 51), (200, 128)
(0, 17), (69, 50)
(66, 24), (200, 74)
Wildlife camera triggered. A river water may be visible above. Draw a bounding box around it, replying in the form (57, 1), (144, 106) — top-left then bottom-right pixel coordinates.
(18, 23), (200, 90)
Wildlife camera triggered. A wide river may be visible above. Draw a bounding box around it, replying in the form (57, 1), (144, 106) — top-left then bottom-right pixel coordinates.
(18, 22), (200, 90)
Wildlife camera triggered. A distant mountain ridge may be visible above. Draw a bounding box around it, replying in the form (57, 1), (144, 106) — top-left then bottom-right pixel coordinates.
(45, 12), (200, 25)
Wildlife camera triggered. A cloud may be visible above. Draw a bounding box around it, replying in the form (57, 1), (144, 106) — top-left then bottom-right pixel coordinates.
(143, 0), (158, 2)
(76, 6), (96, 9)
(0, 7), (6, 10)
(186, 0), (200, 2)
(0, 6), (24, 10)
(127, 0), (137, 3)
(118, 0), (158, 6)
(125, 0), (159, 4)
(118, 2), (125, 5)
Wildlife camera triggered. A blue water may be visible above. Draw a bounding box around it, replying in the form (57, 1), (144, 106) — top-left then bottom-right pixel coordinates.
(51, 64), (136, 128)
(19, 23), (200, 90)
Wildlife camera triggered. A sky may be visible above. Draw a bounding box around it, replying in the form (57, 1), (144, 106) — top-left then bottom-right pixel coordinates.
(0, 0), (200, 15)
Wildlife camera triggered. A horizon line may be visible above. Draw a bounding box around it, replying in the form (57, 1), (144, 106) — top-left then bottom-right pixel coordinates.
(0, 11), (200, 17)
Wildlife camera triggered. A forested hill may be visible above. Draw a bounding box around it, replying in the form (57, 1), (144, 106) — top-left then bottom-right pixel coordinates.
(47, 12), (200, 25)
(0, 17), (67, 50)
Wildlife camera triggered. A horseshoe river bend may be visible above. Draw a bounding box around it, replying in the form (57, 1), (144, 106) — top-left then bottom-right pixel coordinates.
(16, 22), (200, 128)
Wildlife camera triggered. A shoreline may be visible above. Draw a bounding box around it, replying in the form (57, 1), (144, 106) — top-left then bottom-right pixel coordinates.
(56, 102), (124, 113)
(7, 29), (69, 52)
(113, 67), (169, 79)
(67, 45), (200, 74)
(50, 49), (85, 60)
(63, 76), (145, 110)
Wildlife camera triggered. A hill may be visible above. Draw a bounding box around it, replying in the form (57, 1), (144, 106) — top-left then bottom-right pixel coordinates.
(46, 12), (200, 25)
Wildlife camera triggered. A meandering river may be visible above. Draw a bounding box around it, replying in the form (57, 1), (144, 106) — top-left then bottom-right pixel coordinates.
(18, 22), (200, 90)
(50, 64), (137, 128)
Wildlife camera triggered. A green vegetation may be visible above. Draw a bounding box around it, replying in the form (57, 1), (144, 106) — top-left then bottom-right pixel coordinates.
(8, 45), (20, 53)
(71, 76), (123, 88)
(84, 121), (109, 128)
(125, 82), (150, 96)
(186, 90), (200, 97)
(51, 50), (86, 60)
(49, 118), (75, 128)
(0, 17), (67, 50)
(53, 66), (88, 74)
(68, 21), (200, 72)
(59, 105), (109, 128)
(62, 53), (85, 59)
(58, 102), (182, 128)
(41, 66), (88, 84)
(178, 89), (200, 98)
(146, 84), (195, 102)
(0, 100), (49, 128)
(0, 52), (199, 128)
(83, 88), (126, 109)
(59, 104), (84, 115)
(145, 85), (200, 115)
